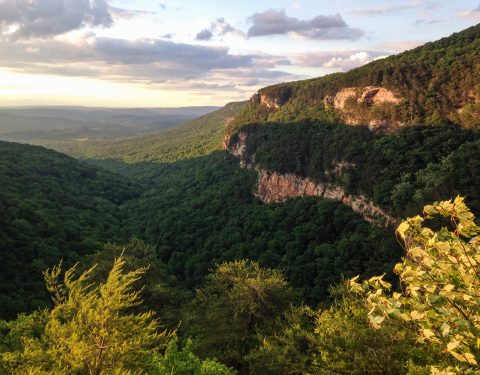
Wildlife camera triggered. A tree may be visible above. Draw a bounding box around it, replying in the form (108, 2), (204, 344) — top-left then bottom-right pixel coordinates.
(249, 287), (436, 375)
(184, 260), (296, 371)
(84, 238), (191, 329)
(350, 197), (480, 374)
(154, 337), (236, 375)
(1, 257), (172, 374)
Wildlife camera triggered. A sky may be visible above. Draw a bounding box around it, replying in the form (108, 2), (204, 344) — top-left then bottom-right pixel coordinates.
(0, 0), (478, 107)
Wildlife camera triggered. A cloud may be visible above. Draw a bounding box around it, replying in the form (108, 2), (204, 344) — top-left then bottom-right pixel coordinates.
(246, 9), (363, 40)
(0, 0), (116, 40)
(292, 50), (387, 71)
(211, 18), (245, 38)
(345, 1), (422, 15)
(459, 4), (480, 19)
(195, 18), (245, 41)
(414, 18), (443, 25)
(196, 29), (213, 41)
(0, 35), (293, 92)
(381, 40), (425, 52)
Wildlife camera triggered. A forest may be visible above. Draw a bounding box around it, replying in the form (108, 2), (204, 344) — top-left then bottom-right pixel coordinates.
(1, 23), (480, 375)
(231, 23), (480, 130)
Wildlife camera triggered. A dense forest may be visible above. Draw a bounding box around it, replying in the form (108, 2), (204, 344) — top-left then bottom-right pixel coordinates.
(1, 24), (480, 374)
(231, 121), (480, 216)
(231, 23), (480, 129)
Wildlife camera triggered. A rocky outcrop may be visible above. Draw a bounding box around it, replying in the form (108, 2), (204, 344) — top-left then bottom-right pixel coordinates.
(327, 88), (357, 110)
(364, 87), (402, 105)
(260, 94), (283, 109)
(322, 86), (403, 130)
(256, 170), (398, 227)
(225, 131), (251, 168)
(324, 86), (402, 111)
(225, 131), (398, 227)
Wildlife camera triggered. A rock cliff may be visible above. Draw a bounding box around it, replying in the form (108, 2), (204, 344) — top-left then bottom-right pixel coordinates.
(225, 130), (398, 227)
(255, 170), (398, 227)
(257, 85), (404, 131)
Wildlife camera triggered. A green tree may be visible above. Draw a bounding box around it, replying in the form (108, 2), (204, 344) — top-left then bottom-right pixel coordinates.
(185, 260), (295, 371)
(1, 257), (171, 374)
(249, 287), (436, 375)
(350, 197), (480, 373)
(155, 337), (236, 375)
(84, 238), (191, 328)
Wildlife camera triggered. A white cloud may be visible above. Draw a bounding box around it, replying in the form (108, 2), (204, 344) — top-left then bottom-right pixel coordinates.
(459, 4), (480, 19)
(292, 50), (387, 71)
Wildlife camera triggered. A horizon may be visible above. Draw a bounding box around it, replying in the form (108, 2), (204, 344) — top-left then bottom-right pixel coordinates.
(0, 0), (478, 107)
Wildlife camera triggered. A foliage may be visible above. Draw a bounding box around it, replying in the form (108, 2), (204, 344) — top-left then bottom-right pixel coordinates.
(121, 152), (400, 307)
(83, 238), (191, 328)
(350, 197), (480, 373)
(232, 24), (480, 129)
(0, 141), (140, 319)
(155, 337), (236, 375)
(32, 102), (246, 166)
(248, 285), (440, 375)
(1, 257), (171, 374)
(184, 260), (295, 371)
(312, 289), (435, 374)
(245, 306), (317, 374)
(232, 121), (480, 216)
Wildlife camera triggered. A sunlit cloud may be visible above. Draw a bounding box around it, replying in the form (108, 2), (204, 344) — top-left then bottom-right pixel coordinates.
(292, 50), (387, 71)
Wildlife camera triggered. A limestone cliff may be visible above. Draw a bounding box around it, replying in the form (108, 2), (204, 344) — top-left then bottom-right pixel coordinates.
(257, 85), (404, 131)
(255, 170), (398, 227)
(226, 130), (398, 227)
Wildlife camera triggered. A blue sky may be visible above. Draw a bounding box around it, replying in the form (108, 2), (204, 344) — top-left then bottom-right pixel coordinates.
(0, 0), (478, 107)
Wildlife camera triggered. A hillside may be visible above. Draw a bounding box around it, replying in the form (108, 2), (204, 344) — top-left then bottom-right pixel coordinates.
(2, 23), (480, 375)
(231, 24), (480, 131)
(0, 141), (140, 318)
(31, 101), (246, 164)
(224, 25), (480, 224)
(0, 106), (218, 141)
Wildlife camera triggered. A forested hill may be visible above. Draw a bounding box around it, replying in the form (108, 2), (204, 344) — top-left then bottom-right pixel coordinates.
(224, 25), (480, 223)
(232, 23), (480, 130)
(0, 141), (140, 318)
(31, 101), (246, 164)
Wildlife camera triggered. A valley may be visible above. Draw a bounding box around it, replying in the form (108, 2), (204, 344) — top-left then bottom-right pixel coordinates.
(0, 20), (479, 375)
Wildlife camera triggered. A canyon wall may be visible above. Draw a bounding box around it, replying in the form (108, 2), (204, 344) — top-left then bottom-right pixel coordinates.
(225, 132), (399, 227)
(255, 170), (398, 227)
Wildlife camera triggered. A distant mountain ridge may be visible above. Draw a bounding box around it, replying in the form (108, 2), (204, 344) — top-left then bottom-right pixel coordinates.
(0, 106), (219, 141)
(31, 101), (246, 164)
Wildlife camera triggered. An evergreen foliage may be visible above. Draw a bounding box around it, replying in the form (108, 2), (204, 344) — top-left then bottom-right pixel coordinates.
(1, 257), (171, 374)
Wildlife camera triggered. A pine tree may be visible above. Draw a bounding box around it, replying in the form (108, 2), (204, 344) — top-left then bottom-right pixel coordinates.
(2, 257), (171, 374)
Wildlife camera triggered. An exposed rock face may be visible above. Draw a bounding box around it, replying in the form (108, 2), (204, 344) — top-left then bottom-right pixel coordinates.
(260, 94), (284, 109)
(256, 170), (398, 227)
(325, 86), (402, 110)
(330, 88), (358, 110)
(226, 131), (251, 168)
(322, 86), (403, 130)
(365, 87), (402, 105)
(224, 116), (235, 126)
(225, 131), (398, 227)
